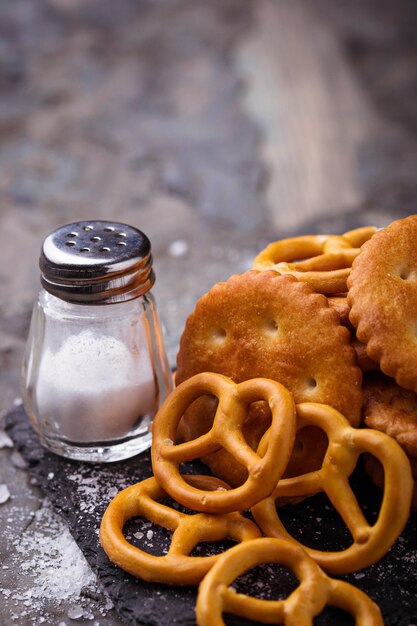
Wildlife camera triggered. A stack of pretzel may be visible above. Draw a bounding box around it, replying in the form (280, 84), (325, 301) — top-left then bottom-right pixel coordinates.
(100, 214), (417, 626)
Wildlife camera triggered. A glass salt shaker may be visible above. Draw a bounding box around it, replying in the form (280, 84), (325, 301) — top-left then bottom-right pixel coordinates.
(21, 220), (173, 462)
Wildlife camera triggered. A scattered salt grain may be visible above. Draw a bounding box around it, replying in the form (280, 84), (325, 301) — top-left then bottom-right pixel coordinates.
(163, 438), (174, 446)
(67, 605), (84, 620)
(10, 450), (27, 469)
(0, 484), (10, 504)
(168, 240), (189, 259)
(143, 597), (154, 612)
(15, 511), (95, 600)
(47, 472), (54, 480)
(134, 532), (144, 540)
(146, 530), (154, 541)
(107, 486), (118, 499)
(0, 430), (13, 448)
(2, 501), (104, 623)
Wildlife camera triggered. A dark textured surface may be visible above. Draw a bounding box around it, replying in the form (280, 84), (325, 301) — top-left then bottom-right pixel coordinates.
(6, 405), (417, 626)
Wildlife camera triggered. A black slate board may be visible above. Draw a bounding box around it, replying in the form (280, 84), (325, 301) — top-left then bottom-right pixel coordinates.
(5, 406), (417, 626)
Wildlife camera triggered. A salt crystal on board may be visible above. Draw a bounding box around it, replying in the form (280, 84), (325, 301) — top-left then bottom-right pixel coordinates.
(67, 605), (84, 620)
(0, 430), (13, 448)
(0, 484), (10, 504)
(10, 450), (27, 469)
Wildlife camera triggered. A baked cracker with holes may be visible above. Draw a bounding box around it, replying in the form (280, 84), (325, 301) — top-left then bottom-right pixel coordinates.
(348, 214), (417, 392)
(363, 372), (417, 459)
(362, 371), (417, 512)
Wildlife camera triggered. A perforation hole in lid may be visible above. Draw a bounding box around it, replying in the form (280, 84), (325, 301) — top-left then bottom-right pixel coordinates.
(83, 225), (94, 232)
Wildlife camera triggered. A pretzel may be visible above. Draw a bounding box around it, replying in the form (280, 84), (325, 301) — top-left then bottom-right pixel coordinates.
(152, 372), (296, 513)
(253, 226), (377, 295)
(99, 474), (261, 585)
(196, 538), (383, 626)
(252, 402), (413, 574)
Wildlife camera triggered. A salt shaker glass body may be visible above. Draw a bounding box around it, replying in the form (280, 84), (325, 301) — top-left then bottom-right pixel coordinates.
(21, 221), (172, 462)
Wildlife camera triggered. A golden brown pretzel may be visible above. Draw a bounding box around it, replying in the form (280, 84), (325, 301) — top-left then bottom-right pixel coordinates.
(152, 372), (296, 513)
(99, 474), (261, 585)
(196, 538), (383, 626)
(253, 226), (377, 295)
(252, 402), (413, 574)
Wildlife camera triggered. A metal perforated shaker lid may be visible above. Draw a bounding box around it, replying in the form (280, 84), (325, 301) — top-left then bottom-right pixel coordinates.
(39, 220), (155, 304)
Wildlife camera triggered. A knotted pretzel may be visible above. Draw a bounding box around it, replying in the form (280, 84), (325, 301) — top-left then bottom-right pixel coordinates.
(152, 372), (296, 514)
(196, 538), (383, 626)
(253, 226), (377, 295)
(99, 474), (261, 585)
(252, 402), (413, 574)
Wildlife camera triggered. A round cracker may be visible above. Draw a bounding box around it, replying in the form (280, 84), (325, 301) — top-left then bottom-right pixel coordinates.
(176, 270), (362, 485)
(352, 339), (380, 373)
(327, 295), (353, 329)
(348, 215), (417, 392)
(363, 372), (417, 458)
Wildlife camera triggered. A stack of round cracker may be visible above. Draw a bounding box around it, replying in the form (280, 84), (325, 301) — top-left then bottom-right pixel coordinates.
(347, 214), (417, 510)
